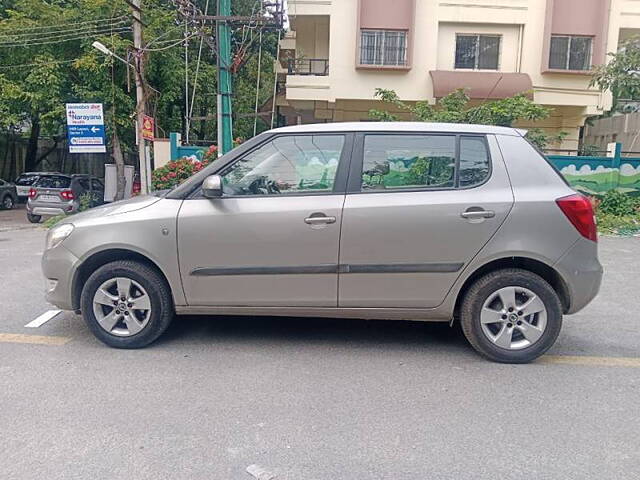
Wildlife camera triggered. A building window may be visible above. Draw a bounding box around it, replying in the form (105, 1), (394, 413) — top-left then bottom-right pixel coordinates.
(549, 35), (593, 71)
(360, 30), (408, 66)
(455, 34), (501, 70)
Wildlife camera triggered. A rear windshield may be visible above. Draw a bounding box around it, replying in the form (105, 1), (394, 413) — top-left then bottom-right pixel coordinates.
(15, 175), (38, 186)
(34, 175), (71, 189)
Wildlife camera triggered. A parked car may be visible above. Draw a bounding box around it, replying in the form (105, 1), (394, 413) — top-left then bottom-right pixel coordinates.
(41, 123), (602, 363)
(14, 172), (57, 202)
(26, 173), (105, 223)
(0, 179), (18, 210)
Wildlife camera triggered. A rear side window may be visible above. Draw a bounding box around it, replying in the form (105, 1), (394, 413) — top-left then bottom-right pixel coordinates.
(77, 178), (90, 190)
(360, 134), (490, 191)
(91, 179), (103, 190)
(35, 176), (71, 189)
(459, 136), (490, 187)
(15, 175), (37, 186)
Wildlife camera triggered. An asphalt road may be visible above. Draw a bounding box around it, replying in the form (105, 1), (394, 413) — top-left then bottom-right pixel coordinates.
(1, 210), (639, 480)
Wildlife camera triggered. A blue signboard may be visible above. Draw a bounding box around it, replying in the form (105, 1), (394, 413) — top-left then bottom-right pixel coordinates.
(66, 103), (107, 153)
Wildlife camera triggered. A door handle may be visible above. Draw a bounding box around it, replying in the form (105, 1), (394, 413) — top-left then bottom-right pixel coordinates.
(461, 209), (495, 219)
(304, 214), (336, 225)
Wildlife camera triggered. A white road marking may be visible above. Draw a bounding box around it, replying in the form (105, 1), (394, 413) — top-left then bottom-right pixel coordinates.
(25, 309), (61, 328)
(246, 464), (277, 480)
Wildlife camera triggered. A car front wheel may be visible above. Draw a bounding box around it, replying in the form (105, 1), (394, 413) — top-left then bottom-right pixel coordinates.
(1, 195), (14, 210)
(80, 260), (174, 348)
(460, 268), (563, 364)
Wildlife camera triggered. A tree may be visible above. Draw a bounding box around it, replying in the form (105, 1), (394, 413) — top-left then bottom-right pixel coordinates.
(591, 36), (640, 107)
(369, 88), (566, 149)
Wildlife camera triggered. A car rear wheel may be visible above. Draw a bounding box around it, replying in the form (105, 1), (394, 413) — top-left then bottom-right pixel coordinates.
(80, 260), (174, 348)
(460, 268), (563, 364)
(1, 195), (14, 210)
(27, 213), (41, 223)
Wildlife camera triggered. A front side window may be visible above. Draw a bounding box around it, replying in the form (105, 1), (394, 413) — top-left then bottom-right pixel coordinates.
(455, 34), (500, 70)
(221, 135), (344, 196)
(360, 29), (408, 66)
(361, 135), (456, 190)
(549, 35), (592, 70)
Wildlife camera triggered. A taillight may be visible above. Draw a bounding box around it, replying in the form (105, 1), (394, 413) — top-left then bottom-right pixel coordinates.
(28, 188), (37, 199)
(60, 190), (75, 200)
(556, 194), (597, 242)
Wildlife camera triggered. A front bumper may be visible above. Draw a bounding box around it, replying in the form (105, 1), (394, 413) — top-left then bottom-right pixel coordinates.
(554, 237), (603, 314)
(42, 244), (80, 311)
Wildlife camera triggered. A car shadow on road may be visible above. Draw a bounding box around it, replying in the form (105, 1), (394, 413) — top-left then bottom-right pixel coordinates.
(159, 314), (470, 352)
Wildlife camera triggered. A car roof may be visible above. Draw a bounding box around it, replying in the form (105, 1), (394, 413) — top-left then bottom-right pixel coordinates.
(19, 171), (60, 176)
(270, 121), (524, 136)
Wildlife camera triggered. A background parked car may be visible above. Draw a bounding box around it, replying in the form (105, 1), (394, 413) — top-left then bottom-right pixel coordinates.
(0, 179), (18, 210)
(26, 173), (105, 223)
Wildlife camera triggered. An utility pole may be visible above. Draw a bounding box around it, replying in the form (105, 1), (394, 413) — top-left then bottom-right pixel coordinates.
(132, 0), (150, 194)
(216, 0), (233, 154)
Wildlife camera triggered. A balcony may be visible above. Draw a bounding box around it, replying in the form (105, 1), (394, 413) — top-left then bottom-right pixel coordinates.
(287, 58), (329, 76)
(286, 0), (332, 16)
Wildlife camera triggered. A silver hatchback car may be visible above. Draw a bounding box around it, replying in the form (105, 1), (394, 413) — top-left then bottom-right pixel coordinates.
(42, 123), (602, 363)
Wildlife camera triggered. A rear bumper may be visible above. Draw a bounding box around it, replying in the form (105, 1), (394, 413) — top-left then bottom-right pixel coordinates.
(554, 238), (603, 314)
(27, 200), (78, 216)
(42, 244), (80, 311)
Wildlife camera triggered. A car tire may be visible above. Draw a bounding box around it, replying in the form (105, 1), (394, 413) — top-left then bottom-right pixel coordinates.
(460, 268), (563, 364)
(80, 260), (174, 349)
(1, 195), (14, 210)
(27, 213), (41, 223)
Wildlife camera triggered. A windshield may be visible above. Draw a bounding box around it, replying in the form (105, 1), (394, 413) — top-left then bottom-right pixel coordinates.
(34, 175), (71, 189)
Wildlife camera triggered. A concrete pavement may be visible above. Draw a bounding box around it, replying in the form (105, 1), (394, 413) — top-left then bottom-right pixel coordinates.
(0, 219), (639, 479)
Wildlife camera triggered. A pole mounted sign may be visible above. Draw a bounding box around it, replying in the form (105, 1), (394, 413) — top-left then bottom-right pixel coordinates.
(65, 103), (107, 153)
(142, 115), (155, 141)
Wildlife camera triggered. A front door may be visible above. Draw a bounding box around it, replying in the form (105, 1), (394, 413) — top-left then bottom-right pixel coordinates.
(178, 133), (351, 307)
(338, 133), (514, 308)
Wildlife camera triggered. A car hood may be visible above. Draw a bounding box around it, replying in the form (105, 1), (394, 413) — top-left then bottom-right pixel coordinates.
(63, 195), (163, 224)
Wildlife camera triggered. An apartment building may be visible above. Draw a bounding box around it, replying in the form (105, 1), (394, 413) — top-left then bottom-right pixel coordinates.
(275, 0), (640, 149)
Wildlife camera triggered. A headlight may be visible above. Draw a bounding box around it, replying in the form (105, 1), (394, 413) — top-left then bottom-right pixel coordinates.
(46, 223), (74, 250)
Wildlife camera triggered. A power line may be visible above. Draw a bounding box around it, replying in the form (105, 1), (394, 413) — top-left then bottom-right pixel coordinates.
(0, 23), (131, 46)
(0, 58), (79, 69)
(0, 26), (132, 48)
(0, 17), (129, 40)
(0, 15), (129, 36)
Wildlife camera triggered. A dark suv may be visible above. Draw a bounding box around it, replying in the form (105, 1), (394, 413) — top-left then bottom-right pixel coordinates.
(26, 174), (105, 223)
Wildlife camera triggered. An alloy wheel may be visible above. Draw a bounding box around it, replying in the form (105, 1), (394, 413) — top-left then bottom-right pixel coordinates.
(92, 277), (152, 336)
(480, 286), (547, 350)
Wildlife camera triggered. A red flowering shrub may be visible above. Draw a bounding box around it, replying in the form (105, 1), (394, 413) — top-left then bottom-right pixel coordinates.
(152, 156), (211, 190)
(152, 139), (243, 190)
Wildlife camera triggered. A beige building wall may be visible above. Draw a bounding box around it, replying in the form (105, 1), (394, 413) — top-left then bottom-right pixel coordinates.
(281, 0), (640, 149)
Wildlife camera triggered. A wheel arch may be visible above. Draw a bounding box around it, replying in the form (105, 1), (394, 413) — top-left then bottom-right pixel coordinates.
(71, 248), (172, 312)
(454, 256), (571, 316)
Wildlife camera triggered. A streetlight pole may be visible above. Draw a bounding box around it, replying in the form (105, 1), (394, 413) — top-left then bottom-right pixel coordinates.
(131, 0), (150, 194)
(216, 0), (233, 155)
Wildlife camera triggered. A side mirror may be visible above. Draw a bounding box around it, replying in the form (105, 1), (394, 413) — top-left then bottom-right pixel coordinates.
(202, 175), (223, 198)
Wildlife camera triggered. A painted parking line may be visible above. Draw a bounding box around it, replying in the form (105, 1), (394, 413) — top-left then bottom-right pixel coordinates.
(540, 355), (640, 368)
(0, 333), (71, 346)
(25, 309), (61, 328)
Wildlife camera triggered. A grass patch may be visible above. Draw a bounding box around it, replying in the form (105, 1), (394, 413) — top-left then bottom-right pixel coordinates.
(596, 212), (640, 236)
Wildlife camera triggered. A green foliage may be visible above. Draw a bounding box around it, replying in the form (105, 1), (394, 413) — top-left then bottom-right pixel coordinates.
(591, 36), (640, 105)
(598, 190), (640, 216)
(151, 155), (212, 190)
(369, 88), (565, 149)
(0, 0), (278, 162)
(578, 144), (601, 156)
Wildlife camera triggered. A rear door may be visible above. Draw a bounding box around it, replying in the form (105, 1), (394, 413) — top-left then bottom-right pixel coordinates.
(338, 132), (514, 308)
